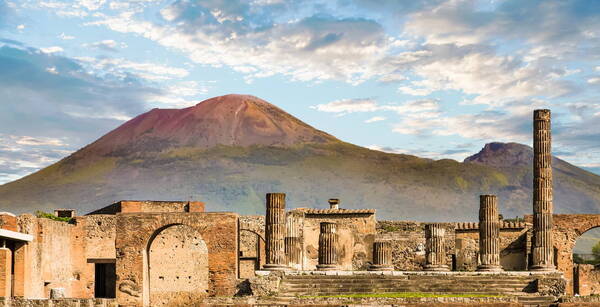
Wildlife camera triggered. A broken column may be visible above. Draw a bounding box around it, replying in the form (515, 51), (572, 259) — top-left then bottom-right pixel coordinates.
(264, 193), (287, 271)
(477, 195), (503, 272)
(425, 223), (449, 271)
(285, 213), (302, 270)
(369, 241), (393, 271)
(317, 222), (338, 271)
(531, 109), (556, 271)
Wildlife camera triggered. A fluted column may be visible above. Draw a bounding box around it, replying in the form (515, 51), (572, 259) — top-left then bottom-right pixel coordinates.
(369, 241), (393, 271)
(317, 222), (338, 271)
(477, 195), (503, 271)
(264, 193), (288, 270)
(531, 109), (556, 271)
(285, 214), (302, 270)
(425, 223), (449, 271)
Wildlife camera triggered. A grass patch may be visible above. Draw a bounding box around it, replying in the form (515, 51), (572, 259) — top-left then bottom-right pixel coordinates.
(299, 292), (504, 299)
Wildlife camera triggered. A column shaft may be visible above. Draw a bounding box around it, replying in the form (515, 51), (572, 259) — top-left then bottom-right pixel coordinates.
(264, 193), (287, 270)
(478, 195), (503, 271)
(285, 214), (302, 270)
(425, 224), (449, 271)
(317, 222), (338, 271)
(531, 109), (556, 271)
(369, 241), (393, 271)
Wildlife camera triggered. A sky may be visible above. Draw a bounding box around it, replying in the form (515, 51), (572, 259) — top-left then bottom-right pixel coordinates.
(0, 0), (599, 184)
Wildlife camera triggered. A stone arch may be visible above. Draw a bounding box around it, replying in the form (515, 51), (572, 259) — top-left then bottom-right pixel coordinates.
(239, 229), (266, 277)
(553, 215), (600, 295)
(143, 223), (208, 306)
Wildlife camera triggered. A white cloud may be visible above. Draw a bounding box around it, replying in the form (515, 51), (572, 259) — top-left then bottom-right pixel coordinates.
(364, 116), (386, 123)
(587, 77), (600, 84)
(40, 46), (64, 53)
(16, 24), (24, 30)
(83, 39), (127, 51)
(45, 66), (58, 74)
(311, 98), (380, 114)
(76, 56), (189, 81)
(58, 33), (75, 40)
(77, 0), (106, 11)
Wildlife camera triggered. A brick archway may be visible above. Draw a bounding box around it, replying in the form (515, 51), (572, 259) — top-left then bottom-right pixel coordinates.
(115, 212), (238, 307)
(553, 214), (600, 295)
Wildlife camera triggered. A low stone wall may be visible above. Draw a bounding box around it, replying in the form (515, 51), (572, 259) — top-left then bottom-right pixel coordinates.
(376, 221), (455, 270)
(0, 298), (116, 307)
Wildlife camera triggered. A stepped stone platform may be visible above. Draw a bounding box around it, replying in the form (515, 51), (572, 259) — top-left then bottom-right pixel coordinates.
(249, 270), (566, 306)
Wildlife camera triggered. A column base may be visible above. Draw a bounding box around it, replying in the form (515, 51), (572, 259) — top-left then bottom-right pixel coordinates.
(529, 264), (556, 272)
(316, 264), (338, 271)
(477, 264), (503, 272)
(262, 264), (289, 271)
(424, 264), (449, 272)
(368, 264), (394, 271)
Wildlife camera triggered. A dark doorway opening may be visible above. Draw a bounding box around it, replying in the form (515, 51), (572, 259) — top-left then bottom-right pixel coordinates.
(94, 263), (116, 298)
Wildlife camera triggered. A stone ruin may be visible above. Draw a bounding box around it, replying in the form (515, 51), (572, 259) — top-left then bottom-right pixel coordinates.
(0, 109), (598, 306)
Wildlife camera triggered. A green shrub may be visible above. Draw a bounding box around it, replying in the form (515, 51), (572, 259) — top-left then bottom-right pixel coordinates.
(35, 211), (73, 223)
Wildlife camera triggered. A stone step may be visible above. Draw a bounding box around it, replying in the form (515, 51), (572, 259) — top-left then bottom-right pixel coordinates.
(517, 296), (557, 307)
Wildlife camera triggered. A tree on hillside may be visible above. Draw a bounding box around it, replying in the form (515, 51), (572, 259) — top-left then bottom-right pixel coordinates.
(593, 241), (600, 261)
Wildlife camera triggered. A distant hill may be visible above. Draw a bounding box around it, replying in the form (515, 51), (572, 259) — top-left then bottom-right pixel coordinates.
(0, 94), (599, 221)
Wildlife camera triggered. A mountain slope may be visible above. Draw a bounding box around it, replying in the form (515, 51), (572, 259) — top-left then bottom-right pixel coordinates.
(0, 95), (599, 220)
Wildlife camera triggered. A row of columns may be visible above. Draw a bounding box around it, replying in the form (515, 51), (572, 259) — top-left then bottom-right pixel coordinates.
(263, 192), (511, 271)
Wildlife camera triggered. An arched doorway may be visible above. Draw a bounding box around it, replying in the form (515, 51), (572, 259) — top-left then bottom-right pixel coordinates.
(147, 224), (208, 306)
(572, 227), (600, 295)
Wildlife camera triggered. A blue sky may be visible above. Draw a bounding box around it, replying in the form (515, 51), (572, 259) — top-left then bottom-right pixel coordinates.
(0, 0), (600, 183)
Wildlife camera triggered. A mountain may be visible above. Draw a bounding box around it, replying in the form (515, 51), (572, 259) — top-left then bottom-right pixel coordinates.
(0, 94), (599, 221)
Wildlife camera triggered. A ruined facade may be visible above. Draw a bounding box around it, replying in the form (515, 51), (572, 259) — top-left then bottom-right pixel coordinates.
(0, 109), (598, 305)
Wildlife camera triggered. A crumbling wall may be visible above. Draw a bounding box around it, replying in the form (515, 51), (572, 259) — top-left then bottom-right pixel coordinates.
(454, 226), (528, 271)
(302, 213), (375, 270)
(14, 215), (93, 299)
(115, 212), (238, 306)
(575, 264), (600, 296)
(239, 216), (265, 278)
(82, 215), (116, 259)
(148, 224), (209, 306)
(376, 221), (455, 270)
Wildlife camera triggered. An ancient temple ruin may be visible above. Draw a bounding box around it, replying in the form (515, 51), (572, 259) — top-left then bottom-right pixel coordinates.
(0, 109), (599, 306)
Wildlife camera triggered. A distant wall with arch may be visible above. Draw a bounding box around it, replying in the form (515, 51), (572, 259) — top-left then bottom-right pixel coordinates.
(552, 214), (600, 295)
(114, 212), (238, 307)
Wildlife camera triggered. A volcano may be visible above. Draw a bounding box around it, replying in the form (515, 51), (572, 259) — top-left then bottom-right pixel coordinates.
(0, 94), (599, 220)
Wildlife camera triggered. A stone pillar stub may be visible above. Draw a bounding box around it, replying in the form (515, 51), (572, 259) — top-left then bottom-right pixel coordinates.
(531, 109), (556, 271)
(0, 248), (11, 298)
(285, 214), (302, 270)
(317, 222), (338, 271)
(424, 223), (449, 271)
(477, 195), (503, 272)
(369, 241), (393, 271)
(263, 193), (288, 271)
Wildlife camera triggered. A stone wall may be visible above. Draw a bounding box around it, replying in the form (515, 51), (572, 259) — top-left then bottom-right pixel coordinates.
(574, 264), (600, 296)
(114, 212), (238, 306)
(300, 212), (375, 270)
(239, 216), (265, 278)
(0, 298), (116, 306)
(454, 223), (529, 271)
(14, 215), (94, 299)
(377, 221), (455, 270)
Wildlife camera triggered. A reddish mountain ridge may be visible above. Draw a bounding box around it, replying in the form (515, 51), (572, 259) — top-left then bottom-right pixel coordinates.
(0, 94), (599, 219)
(82, 94), (337, 156)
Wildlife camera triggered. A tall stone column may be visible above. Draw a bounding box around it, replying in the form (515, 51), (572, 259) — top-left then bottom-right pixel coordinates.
(425, 223), (449, 271)
(531, 109), (556, 271)
(317, 222), (338, 271)
(264, 193), (288, 270)
(369, 241), (393, 271)
(477, 195), (503, 272)
(285, 214), (302, 270)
